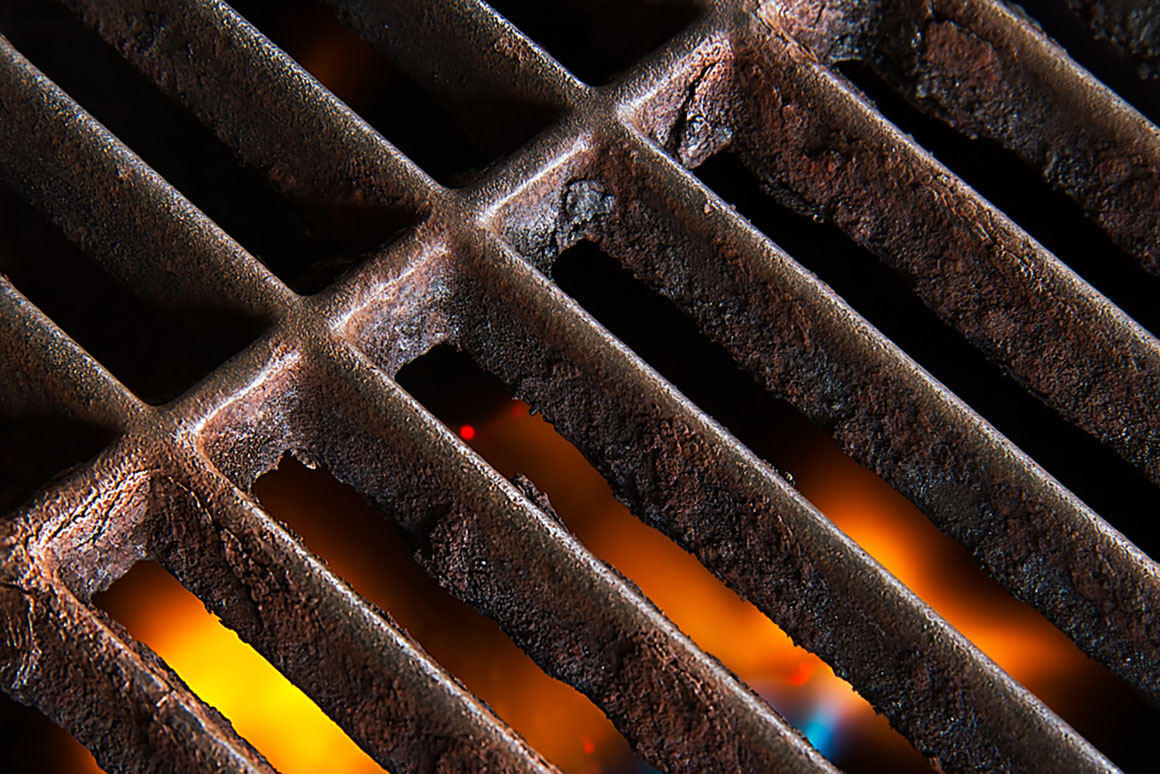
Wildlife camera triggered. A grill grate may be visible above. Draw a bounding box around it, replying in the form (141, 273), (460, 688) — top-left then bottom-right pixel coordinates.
(1, 0), (1157, 772)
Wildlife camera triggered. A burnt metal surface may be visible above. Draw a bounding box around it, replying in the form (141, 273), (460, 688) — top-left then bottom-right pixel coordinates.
(1062, 0), (1160, 76)
(756, 0), (1160, 485)
(0, 0), (1157, 772)
(769, 0), (1160, 274)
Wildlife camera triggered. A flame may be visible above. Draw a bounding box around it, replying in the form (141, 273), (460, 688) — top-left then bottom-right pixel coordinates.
(74, 396), (1122, 774)
(93, 562), (382, 774)
(92, 475), (628, 773)
(249, 451), (631, 773)
(463, 402), (881, 763)
(463, 400), (1119, 767)
(792, 435), (1091, 712)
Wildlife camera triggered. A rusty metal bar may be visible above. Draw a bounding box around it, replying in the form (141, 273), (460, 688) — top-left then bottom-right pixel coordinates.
(660, 11), (1160, 486)
(0, 454), (276, 774)
(1057, 0), (1160, 77)
(318, 0), (580, 151)
(154, 449), (560, 774)
(442, 225), (1122, 773)
(0, 37), (290, 318)
(761, 0), (1160, 274)
(0, 24), (561, 772)
(0, 578), (276, 774)
(287, 338), (838, 773)
(1, 0), (1156, 771)
(0, 278), (142, 429)
(0, 24), (837, 767)
(592, 123), (1160, 702)
(0, 342), (564, 772)
(482, 15), (1160, 713)
(55, 0), (431, 210)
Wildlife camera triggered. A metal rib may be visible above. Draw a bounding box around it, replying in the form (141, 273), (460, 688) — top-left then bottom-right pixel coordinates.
(523, 117), (1160, 704)
(296, 336), (840, 774)
(0, 0), (1154, 770)
(445, 226), (1121, 773)
(57, 0), (432, 207)
(0, 36), (291, 318)
(0, 19), (564, 769)
(0, 277), (143, 429)
(471, 11), (1160, 711)
(1055, 0), (1160, 77)
(0, 498), (277, 774)
(0, 28), (836, 760)
(760, 0), (1160, 274)
(169, 221), (838, 771)
(321, 0), (582, 132)
(151, 446), (560, 774)
(0, 347), (566, 774)
(725, 14), (1160, 484)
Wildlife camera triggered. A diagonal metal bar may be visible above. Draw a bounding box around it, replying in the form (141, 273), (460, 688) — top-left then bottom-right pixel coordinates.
(646, 10), (1160, 486)
(0, 277), (143, 430)
(55, 0), (432, 209)
(155, 444), (562, 774)
(0, 0), (1156, 772)
(443, 224), (1124, 773)
(473, 7), (1160, 714)
(520, 117), (1160, 705)
(761, 0), (1160, 274)
(289, 337), (840, 773)
(0, 462), (277, 774)
(0, 36), (291, 319)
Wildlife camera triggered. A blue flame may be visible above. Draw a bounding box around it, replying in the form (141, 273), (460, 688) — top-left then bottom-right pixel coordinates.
(801, 708), (839, 758)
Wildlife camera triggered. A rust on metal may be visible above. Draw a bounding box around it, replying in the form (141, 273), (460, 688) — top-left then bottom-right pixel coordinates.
(1, 0), (1157, 772)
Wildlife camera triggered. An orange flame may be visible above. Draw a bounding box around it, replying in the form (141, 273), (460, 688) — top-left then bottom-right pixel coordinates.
(464, 401), (1126, 766)
(73, 397), (1127, 773)
(94, 562), (382, 774)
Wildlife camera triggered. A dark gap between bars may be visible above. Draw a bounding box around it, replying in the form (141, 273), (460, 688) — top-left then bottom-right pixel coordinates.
(0, 0), (415, 295)
(690, 150), (1160, 562)
(548, 240), (1156, 773)
(252, 453), (642, 774)
(482, 0), (703, 85)
(835, 60), (1160, 339)
(227, 0), (558, 187)
(0, 412), (118, 516)
(0, 184), (263, 406)
(93, 560), (384, 774)
(398, 344), (934, 774)
(1008, 0), (1160, 125)
(0, 227), (121, 511)
(0, 678), (99, 772)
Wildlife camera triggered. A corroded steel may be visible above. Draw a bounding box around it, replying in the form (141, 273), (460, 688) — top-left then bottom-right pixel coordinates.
(1, 0), (1157, 773)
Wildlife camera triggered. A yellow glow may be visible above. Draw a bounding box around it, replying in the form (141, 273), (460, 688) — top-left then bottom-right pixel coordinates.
(466, 403), (871, 731)
(94, 563), (383, 774)
(251, 448), (627, 773)
(80, 398), (1112, 774)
